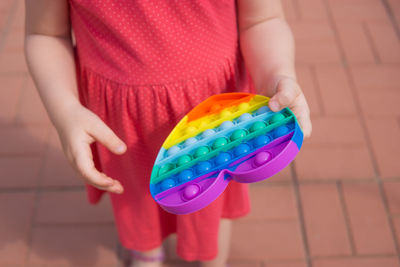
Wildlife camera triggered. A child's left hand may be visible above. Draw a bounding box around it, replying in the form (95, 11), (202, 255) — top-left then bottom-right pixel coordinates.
(264, 75), (312, 138)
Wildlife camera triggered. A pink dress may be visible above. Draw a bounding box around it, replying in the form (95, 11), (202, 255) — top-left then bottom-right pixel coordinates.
(69, 0), (255, 260)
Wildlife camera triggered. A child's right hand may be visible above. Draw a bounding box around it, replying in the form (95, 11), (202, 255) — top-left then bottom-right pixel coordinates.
(24, 0), (126, 193)
(54, 103), (127, 194)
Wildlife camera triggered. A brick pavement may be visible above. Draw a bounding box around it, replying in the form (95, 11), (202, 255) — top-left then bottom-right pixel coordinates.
(0, 0), (399, 266)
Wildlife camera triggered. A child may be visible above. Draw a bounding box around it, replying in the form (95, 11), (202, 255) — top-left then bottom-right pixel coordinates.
(24, 0), (312, 266)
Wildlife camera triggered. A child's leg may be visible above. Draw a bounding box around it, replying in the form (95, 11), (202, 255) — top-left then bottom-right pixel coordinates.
(130, 246), (164, 267)
(200, 219), (232, 267)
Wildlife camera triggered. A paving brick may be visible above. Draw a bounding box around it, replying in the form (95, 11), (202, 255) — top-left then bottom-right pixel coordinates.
(328, 0), (389, 22)
(2, 28), (24, 53)
(0, 156), (41, 188)
(357, 90), (400, 117)
(0, 125), (50, 155)
(282, 0), (298, 21)
(28, 226), (118, 266)
(383, 181), (400, 215)
(15, 77), (51, 126)
(392, 217), (400, 247)
(297, 0), (328, 21)
(366, 20), (400, 63)
(253, 159), (292, 183)
(244, 185), (297, 221)
(291, 22), (342, 64)
(296, 43), (343, 64)
(296, 66), (322, 116)
(300, 184), (352, 256)
(365, 118), (400, 178)
(40, 131), (83, 186)
(342, 182), (396, 254)
(0, 51), (28, 73)
(0, 192), (35, 265)
(350, 65), (400, 91)
(296, 41), (342, 65)
(230, 221), (304, 261)
(270, 163), (293, 182)
(336, 22), (376, 64)
(0, 13), (8, 32)
(314, 65), (357, 116)
(313, 257), (400, 267)
(266, 262), (307, 267)
(306, 117), (365, 146)
(388, 0), (400, 26)
(0, 0), (14, 12)
(9, 0), (24, 31)
(0, 1), (14, 30)
(295, 145), (375, 181)
(292, 21), (335, 43)
(35, 191), (113, 224)
(0, 73), (26, 124)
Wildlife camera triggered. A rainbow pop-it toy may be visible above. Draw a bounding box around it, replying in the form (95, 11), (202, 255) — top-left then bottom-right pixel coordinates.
(150, 93), (303, 214)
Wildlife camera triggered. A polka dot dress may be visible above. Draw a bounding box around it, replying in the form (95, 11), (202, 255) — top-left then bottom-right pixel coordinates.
(69, 0), (255, 261)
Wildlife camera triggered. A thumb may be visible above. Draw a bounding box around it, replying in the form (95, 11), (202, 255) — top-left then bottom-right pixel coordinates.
(88, 116), (127, 155)
(268, 78), (301, 112)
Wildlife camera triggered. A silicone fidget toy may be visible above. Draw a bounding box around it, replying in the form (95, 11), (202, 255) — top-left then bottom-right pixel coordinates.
(150, 93), (303, 214)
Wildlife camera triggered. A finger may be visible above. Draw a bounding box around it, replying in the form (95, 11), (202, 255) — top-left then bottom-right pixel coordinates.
(88, 116), (127, 155)
(297, 111), (312, 138)
(268, 79), (301, 112)
(291, 95), (312, 138)
(73, 141), (124, 194)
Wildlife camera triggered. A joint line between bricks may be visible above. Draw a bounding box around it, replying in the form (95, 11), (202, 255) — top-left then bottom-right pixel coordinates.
(24, 127), (53, 264)
(381, 0), (400, 39)
(291, 162), (312, 267)
(336, 181), (357, 255)
(321, 0), (347, 66)
(361, 21), (381, 64)
(323, 0), (400, 260)
(376, 178), (400, 257)
(309, 64), (326, 116)
(12, 74), (30, 126)
(292, 0), (302, 21)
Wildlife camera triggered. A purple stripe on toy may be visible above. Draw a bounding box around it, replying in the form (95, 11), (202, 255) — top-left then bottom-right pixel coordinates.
(230, 140), (299, 183)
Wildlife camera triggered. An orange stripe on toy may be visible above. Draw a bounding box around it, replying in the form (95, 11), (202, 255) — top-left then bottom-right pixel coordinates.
(186, 93), (255, 123)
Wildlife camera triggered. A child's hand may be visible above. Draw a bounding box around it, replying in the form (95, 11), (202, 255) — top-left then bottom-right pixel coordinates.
(237, 0), (312, 138)
(55, 103), (127, 194)
(266, 75), (312, 138)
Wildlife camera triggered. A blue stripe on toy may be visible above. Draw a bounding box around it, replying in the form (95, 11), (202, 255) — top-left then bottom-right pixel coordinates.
(292, 123), (304, 150)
